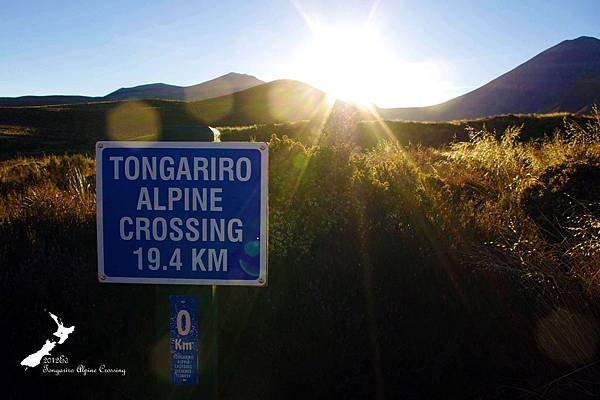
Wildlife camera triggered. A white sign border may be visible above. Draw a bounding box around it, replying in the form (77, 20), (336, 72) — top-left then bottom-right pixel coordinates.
(96, 141), (268, 286)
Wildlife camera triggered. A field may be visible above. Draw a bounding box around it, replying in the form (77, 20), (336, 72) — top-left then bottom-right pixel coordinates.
(1, 105), (600, 398)
(0, 96), (594, 159)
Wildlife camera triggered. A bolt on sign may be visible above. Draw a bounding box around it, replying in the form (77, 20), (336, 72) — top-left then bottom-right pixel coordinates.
(96, 141), (268, 286)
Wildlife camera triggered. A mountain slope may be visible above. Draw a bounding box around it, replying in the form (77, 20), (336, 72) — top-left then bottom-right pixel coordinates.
(0, 73), (265, 107)
(0, 95), (100, 107)
(0, 79), (332, 148)
(105, 72), (264, 101)
(381, 36), (600, 120)
(183, 79), (332, 125)
(555, 72), (600, 113)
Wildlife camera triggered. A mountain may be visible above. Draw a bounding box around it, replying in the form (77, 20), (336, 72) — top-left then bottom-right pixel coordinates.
(3, 37), (599, 119)
(104, 72), (264, 101)
(0, 95), (100, 107)
(0, 80), (331, 145)
(0, 73), (264, 107)
(183, 79), (331, 125)
(556, 71), (600, 113)
(380, 36), (600, 121)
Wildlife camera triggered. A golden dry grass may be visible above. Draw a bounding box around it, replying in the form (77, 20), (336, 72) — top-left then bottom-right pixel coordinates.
(1, 111), (599, 397)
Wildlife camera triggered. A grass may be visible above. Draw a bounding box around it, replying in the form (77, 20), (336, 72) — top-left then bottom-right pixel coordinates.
(1, 110), (600, 398)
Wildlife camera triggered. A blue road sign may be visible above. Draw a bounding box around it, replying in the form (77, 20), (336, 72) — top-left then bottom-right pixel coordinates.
(170, 295), (198, 385)
(96, 141), (268, 286)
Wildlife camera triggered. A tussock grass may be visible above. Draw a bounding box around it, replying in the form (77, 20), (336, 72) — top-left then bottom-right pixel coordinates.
(1, 112), (599, 398)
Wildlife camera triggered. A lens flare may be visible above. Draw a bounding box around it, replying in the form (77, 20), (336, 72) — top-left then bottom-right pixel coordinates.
(106, 101), (161, 141)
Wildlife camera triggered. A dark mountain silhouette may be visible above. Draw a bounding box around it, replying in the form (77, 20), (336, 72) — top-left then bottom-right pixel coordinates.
(182, 79), (332, 125)
(556, 72), (600, 113)
(2, 37), (599, 119)
(104, 72), (264, 101)
(0, 73), (264, 107)
(0, 80), (333, 145)
(0, 95), (101, 107)
(380, 36), (600, 120)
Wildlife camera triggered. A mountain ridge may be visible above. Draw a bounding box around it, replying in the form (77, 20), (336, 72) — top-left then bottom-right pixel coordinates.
(0, 72), (265, 107)
(105, 72), (264, 101)
(379, 36), (600, 120)
(2, 37), (599, 120)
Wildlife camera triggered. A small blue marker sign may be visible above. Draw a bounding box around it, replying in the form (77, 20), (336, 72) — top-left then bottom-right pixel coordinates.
(170, 295), (198, 385)
(96, 141), (268, 286)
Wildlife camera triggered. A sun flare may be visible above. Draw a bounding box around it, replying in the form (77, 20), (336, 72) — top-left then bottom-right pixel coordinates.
(291, 9), (456, 108)
(296, 25), (388, 105)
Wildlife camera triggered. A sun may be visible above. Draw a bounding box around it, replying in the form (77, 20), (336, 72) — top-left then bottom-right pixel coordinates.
(290, 9), (456, 108)
(295, 25), (388, 105)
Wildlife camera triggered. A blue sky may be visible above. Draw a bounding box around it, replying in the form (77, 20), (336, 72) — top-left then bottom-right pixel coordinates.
(1, 0), (599, 107)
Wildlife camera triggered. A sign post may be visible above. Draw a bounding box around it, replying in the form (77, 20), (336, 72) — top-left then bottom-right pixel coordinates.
(96, 140), (268, 395)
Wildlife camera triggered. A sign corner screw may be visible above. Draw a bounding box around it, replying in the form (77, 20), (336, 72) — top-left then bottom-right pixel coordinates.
(97, 143), (103, 149)
(99, 275), (106, 281)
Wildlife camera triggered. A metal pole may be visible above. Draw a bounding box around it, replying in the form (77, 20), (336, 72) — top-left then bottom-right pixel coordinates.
(152, 127), (221, 399)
